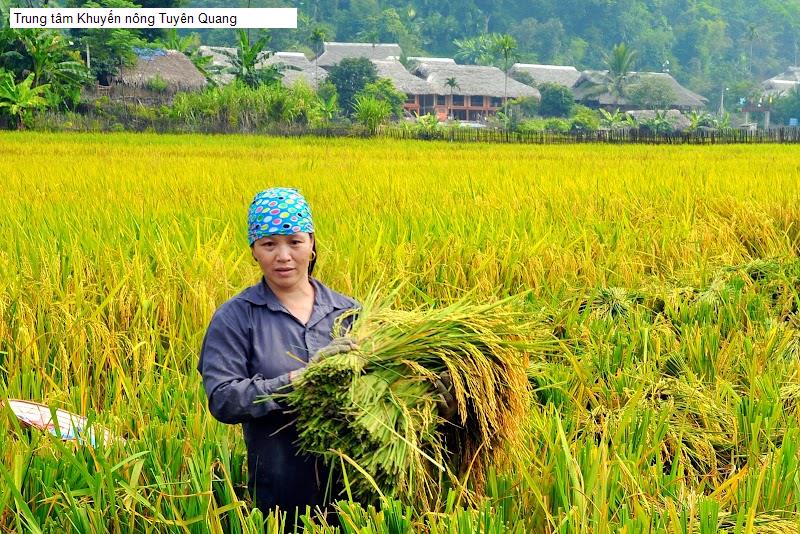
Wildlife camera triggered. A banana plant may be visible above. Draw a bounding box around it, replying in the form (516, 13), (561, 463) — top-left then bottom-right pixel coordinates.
(0, 72), (49, 129)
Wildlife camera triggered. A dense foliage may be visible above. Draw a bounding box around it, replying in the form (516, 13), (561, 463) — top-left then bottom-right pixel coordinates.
(189, 0), (800, 109)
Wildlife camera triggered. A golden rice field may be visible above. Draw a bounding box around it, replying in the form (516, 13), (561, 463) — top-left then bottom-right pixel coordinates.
(2, 132), (800, 532)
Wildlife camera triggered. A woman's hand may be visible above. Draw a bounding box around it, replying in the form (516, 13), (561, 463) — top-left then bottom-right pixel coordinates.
(309, 336), (359, 364)
(434, 371), (458, 421)
(288, 336), (360, 382)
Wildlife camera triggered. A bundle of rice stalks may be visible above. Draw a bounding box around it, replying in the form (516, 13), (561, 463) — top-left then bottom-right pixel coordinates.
(581, 287), (644, 321)
(278, 296), (545, 508)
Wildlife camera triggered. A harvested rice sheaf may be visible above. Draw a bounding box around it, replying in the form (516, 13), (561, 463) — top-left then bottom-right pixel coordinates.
(280, 296), (544, 508)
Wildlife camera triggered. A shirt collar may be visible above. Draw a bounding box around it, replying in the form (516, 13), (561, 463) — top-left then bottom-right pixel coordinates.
(239, 276), (351, 312)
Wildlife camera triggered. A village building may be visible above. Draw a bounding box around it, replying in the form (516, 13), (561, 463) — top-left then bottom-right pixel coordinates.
(315, 42), (403, 68)
(264, 52), (328, 89)
(510, 64), (581, 88)
(87, 48), (207, 103)
(572, 70), (706, 111)
(410, 60), (540, 120)
(761, 67), (800, 97)
(370, 59), (436, 116)
(197, 47), (327, 89)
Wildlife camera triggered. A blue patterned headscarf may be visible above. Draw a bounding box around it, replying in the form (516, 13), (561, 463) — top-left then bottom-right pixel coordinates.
(248, 187), (315, 245)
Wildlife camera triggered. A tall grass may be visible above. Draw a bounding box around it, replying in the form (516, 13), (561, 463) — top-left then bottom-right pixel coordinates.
(1, 132), (800, 531)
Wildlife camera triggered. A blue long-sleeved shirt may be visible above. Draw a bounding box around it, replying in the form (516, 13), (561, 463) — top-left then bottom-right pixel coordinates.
(197, 276), (358, 511)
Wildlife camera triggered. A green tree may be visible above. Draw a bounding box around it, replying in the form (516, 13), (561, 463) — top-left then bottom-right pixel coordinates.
(606, 43), (638, 99)
(444, 76), (459, 119)
(639, 110), (675, 134)
(0, 71), (49, 129)
(570, 105), (599, 132)
(579, 43), (638, 106)
(453, 35), (493, 65)
(309, 27), (327, 88)
(772, 86), (800, 126)
(0, 28), (90, 110)
(67, 0), (144, 84)
(159, 30), (212, 81)
(599, 108), (626, 129)
(328, 57), (378, 115)
(490, 33), (517, 115)
(352, 94), (391, 133)
(222, 30), (281, 88)
(628, 77), (677, 110)
(538, 82), (574, 118)
(359, 78), (405, 118)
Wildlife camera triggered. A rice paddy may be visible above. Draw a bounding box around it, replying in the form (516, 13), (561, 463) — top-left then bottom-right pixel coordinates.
(2, 132), (800, 532)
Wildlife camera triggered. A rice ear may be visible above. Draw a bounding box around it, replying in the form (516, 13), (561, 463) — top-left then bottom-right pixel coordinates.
(274, 291), (552, 507)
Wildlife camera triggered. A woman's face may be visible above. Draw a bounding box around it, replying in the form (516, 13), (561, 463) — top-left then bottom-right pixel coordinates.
(252, 232), (314, 290)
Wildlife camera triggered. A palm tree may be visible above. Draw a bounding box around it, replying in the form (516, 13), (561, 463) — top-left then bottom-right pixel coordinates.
(453, 36), (491, 65)
(490, 34), (517, 115)
(444, 76), (459, 119)
(582, 43), (638, 106)
(606, 43), (637, 99)
(0, 72), (49, 129)
(747, 24), (759, 74)
(309, 27), (326, 88)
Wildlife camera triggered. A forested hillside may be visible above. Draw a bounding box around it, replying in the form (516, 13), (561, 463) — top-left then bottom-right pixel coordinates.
(192, 0), (800, 106)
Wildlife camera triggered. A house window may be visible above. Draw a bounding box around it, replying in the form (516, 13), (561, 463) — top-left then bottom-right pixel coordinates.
(405, 94), (416, 104)
(437, 95), (445, 105)
(490, 97), (503, 107)
(470, 95), (484, 107)
(452, 95), (465, 106)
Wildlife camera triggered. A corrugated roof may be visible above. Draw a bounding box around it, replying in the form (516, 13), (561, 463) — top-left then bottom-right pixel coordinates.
(413, 62), (540, 99)
(316, 42), (402, 67)
(510, 63), (581, 88)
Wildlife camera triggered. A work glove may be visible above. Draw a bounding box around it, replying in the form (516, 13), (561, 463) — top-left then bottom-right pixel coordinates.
(434, 371), (458, 421)
(288, 336), (359, 382)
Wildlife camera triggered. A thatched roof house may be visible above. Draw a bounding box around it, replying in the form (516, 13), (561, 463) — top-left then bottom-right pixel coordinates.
(412, 62), (540, 99)
(265, 52), (327, 89)
(114, 48), (206, 94)
(762, 67), (800, 97)
(573, 70), (706, 110)
(316, 42), (402, 68)
(626, 109), (691, 130)
(281, 68), (328, 89)
(263, 51), (313, 70)
(371, 59), (434, 95)
(510, 64), (581, 88)
(407, 57), (456, 65)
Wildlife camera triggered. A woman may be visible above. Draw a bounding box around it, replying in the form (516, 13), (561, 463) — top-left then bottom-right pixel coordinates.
(197, 187), (359, 518)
